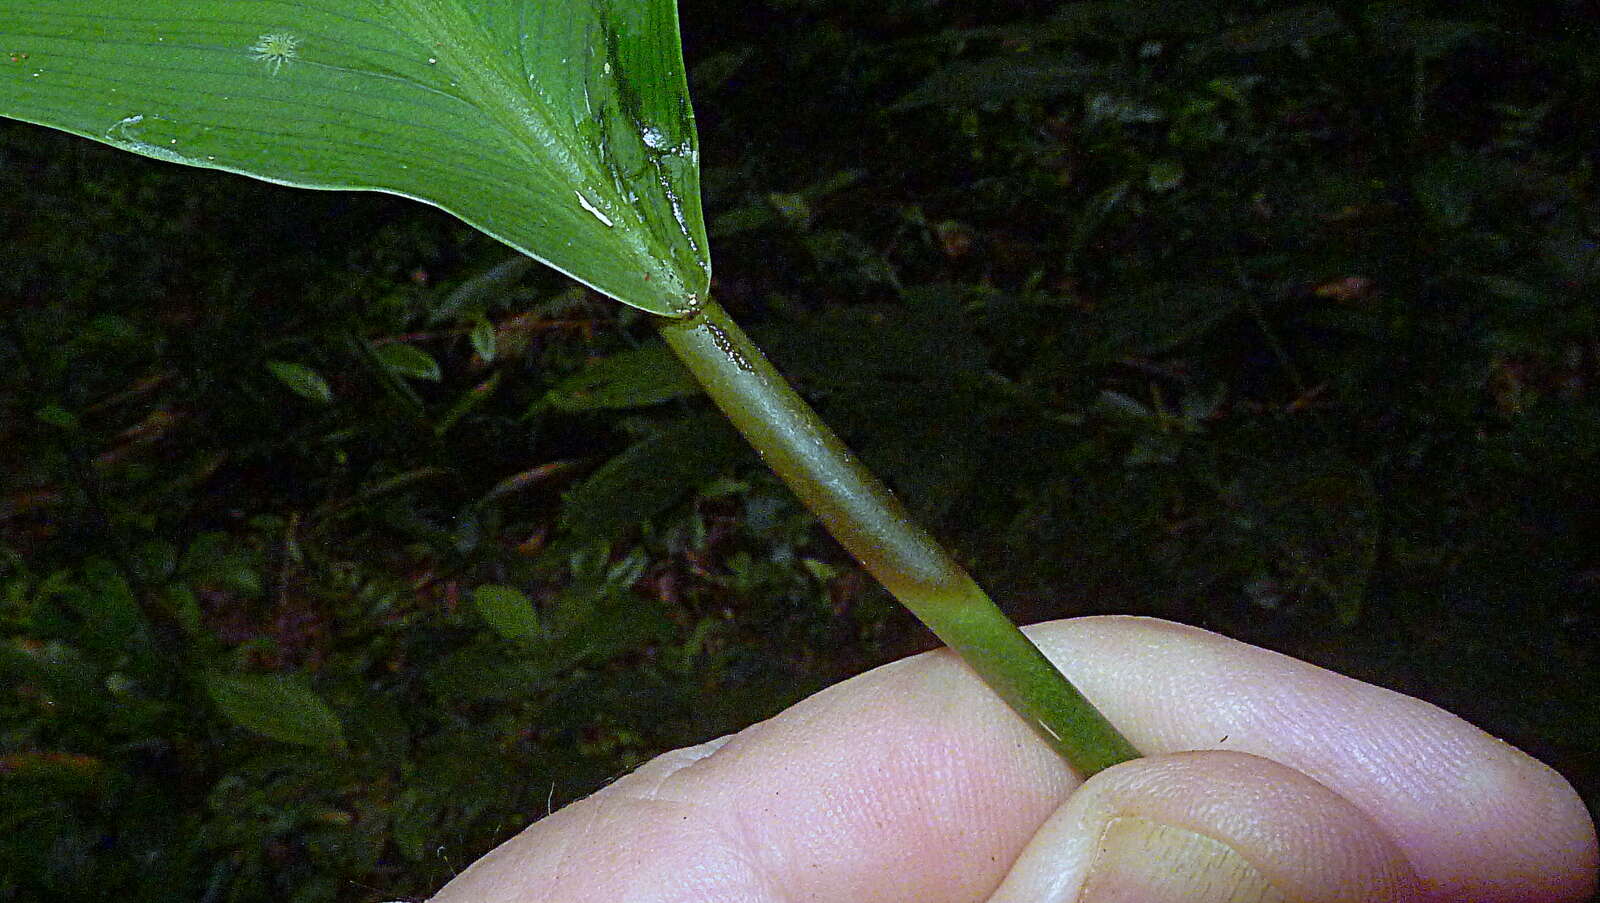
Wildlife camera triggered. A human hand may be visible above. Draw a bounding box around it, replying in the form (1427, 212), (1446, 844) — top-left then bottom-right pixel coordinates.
(428, 616), (1597, 903)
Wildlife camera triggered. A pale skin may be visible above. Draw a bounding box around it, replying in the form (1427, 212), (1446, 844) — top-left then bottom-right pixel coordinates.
(428, 616), (1598, 903)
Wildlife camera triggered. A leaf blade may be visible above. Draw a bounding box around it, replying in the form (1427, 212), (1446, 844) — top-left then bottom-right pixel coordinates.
(0, 0), (708, 316)
(266, 360), (335, 403)
(471, 584), (542, 647)
(374, 343), (442, 382)
(203, 671), (347, 750)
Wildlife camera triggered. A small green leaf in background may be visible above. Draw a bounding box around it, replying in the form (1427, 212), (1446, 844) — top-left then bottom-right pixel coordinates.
(429, 254), (538, 323)
(542, 341), (702, 411)
(1145, 160), (1185, 193)
(892, 53), (1094, 111)
(375, 343), (442, 382)
(766, 192), (813, 230)
(0, 633), (107, 720)
(390, 788), (441, 862)
(434, 371), (503, 437)
(1, 0), (709, 316)
(265, 360), (333, 403)
(49, 559), (155, 675)
(557, 414), (750, 545)
(178, 532), (265, 598)
(33, 403), (78, 429)
(469, 318), (497, 363)
(203, 672), (346, 750)
(471, 584), (542, 647)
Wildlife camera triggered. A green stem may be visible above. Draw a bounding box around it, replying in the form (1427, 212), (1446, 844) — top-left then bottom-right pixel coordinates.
(657, 298), (1140, 776)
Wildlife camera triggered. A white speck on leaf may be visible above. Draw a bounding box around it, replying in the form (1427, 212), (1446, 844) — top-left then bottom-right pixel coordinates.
(249, 32), (299, 75)
(640, 126), (668, 150)
(575, 191), (613, 227)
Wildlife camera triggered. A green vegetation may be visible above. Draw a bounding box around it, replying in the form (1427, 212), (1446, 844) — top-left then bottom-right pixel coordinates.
(3, 1), (1597, 901)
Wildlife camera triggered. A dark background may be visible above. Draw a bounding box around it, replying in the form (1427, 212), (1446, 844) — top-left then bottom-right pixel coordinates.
(2, 1), (1596, 900)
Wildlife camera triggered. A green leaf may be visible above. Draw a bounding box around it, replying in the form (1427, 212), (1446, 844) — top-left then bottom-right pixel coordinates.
(472, 584), (541, 647)
(178, 532), (264, 597)
(469, 318), (497, 363)
(0, 638), (107, 719)
(429, 254), (537, 323)
(51, 559), (155, 674)
(1145, 160), (1185, 193)
(374, 342), (442, 382)
(1, 0), (709, 316)
(265, 360), (333, 403)
(542, 341), (701, 411)
(893, 53), (1094, 111)
(33, 403), (78, 430)
(689, 45), (754, 93)
(204, 671), (346, 750)
(539, 583), (671, 673)
(558, 414), (749, 543)
(434, 371), (501, 436)
(390, 788), (441, 861)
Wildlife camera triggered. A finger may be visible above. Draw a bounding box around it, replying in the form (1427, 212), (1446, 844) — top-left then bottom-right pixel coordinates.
(1031, 617), (1596, 902)
(987, 750), (1419, 903)
(430, 650), (1077, 903)
(429, 616), (1596, 903)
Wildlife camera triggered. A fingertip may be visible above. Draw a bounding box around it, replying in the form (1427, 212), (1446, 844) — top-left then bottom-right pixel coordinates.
(1023, 617), (1597, 901)
(988, 751), (1421, 903)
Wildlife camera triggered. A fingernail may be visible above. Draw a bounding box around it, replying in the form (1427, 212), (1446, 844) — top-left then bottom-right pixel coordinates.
(1076, 816), (1285, 903)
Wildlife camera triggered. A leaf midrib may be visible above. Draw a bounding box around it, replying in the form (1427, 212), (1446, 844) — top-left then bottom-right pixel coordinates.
(386, 1), (618, 228)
